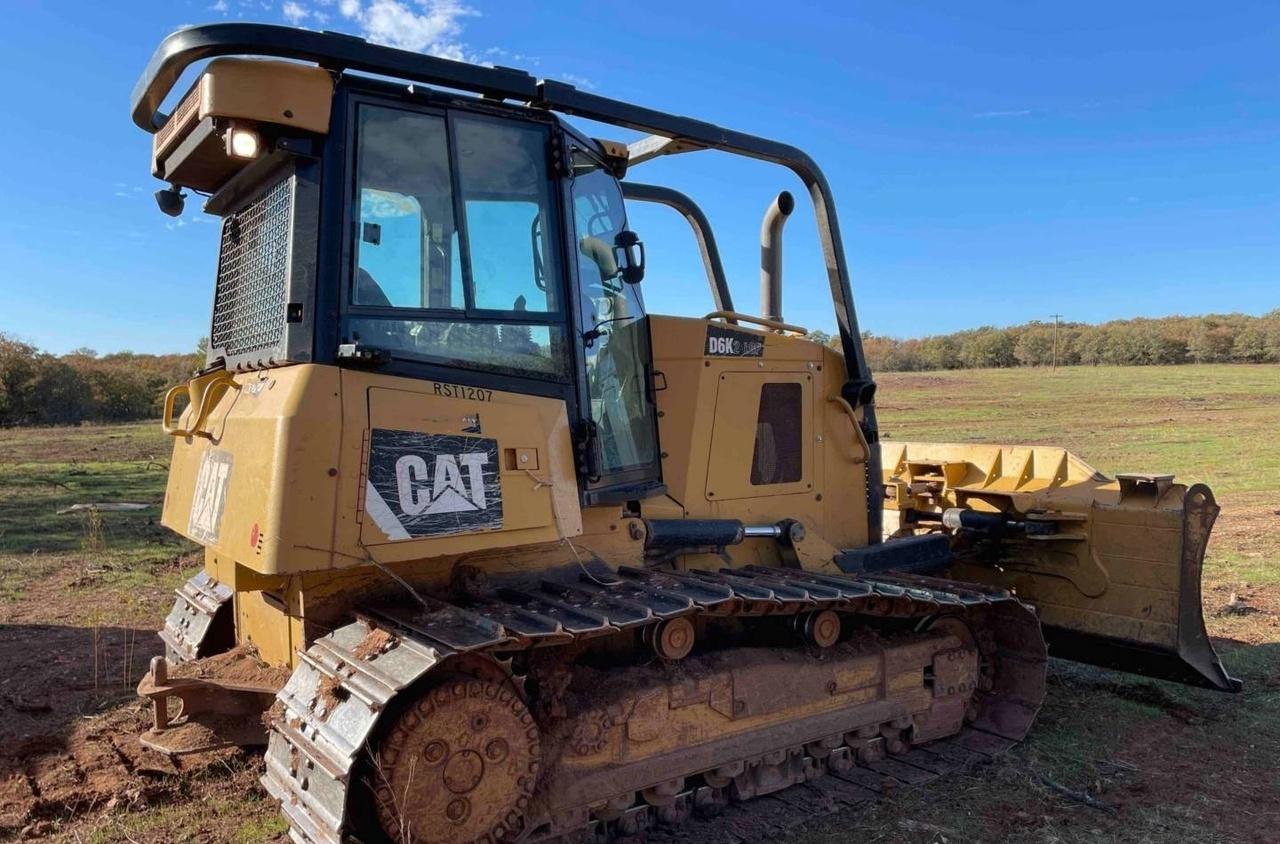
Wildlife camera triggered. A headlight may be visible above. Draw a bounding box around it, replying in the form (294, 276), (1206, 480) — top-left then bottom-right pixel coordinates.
(226, 125), (260, 159)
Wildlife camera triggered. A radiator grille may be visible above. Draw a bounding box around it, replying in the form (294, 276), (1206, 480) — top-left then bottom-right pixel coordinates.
(210, 176), (294, 359)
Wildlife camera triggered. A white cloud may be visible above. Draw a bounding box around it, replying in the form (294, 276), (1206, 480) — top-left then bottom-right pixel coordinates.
(282, 0), (310, 23)
(555, 72), (596, 91)
(209, 0), (230, 13)
(335, 0), (477, 58)
(276, 0), (599, 89)
(481, 46), (539, 67)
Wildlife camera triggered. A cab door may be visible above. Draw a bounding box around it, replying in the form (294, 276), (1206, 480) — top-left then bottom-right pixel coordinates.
(337, 98), (585, 557)
(566, 145), (664, 503)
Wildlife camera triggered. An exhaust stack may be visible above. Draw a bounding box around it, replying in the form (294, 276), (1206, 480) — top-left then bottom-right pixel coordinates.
(760, 190), (794, 323)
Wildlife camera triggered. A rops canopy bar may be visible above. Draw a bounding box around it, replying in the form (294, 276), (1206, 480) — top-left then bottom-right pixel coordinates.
(130, 24), (873, 385)
(619, 182), (734, 315)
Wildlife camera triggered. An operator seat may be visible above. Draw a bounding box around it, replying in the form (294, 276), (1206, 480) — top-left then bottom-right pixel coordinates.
(355, 268), (392, 307)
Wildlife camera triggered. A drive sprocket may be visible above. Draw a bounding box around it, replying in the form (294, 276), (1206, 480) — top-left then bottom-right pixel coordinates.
(373, 676), (542, 844)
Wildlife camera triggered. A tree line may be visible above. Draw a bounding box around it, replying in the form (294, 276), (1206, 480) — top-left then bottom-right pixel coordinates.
(0, 333), (202, 427)
(2, 310), (1276, 426)
(832, 311), (1280, 372)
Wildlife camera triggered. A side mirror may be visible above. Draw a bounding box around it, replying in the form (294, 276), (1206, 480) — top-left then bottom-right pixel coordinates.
(614, 230), (645, 284)
(155, 184), (186, 217)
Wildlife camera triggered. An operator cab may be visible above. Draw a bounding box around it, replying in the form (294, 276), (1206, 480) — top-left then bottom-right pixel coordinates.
(339, 99), (659, 499)
(156, 59), (663, 503)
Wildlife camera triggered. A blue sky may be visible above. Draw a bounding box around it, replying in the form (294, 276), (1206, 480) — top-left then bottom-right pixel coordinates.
(1, 0), (1277, 354)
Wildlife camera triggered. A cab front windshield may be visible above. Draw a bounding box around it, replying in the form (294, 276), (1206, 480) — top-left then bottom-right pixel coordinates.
(345, 104), (566, 379)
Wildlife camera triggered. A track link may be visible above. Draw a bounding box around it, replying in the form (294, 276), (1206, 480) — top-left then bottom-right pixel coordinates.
(261, 566), (1046, 844)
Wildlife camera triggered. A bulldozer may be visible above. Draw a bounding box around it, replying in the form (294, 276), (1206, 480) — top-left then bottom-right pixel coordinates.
(129, 23), (1239, 844)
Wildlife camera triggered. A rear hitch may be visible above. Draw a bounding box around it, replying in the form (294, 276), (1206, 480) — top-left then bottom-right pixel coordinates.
(137, 655), (281, 755)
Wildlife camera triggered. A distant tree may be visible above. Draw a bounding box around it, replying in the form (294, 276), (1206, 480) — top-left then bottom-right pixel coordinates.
(1263, 310), (1280, 362)
(850, 311), (1279, 372)
(1078, 325), (1110, 365)
(1231, 321), (1270, 363)
(1119, 319), (1187, 365)
(916, 335), (962, 370)
(958, 327), (1017, 369)
(0, 334), (204, 427)
(30, 359), (94, 424)
(1187, 318), (1236, 363)
(0, 334), (40, 425)
(1014, 324), (1055, 366)
(807, 329), (832, 346)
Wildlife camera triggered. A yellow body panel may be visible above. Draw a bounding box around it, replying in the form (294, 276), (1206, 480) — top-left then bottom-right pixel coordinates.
(162, 364), (344, 573)
(198, 58), (333, 135)
(162, 364), (586, 575)
(648, 316), (870, 550)
(351, 374), (584, 562)
(703, 371), (814, 501)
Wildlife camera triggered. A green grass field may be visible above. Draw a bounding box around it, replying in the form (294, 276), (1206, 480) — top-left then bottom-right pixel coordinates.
(878, 364), (1280, 589)
(0, 363), (1276, 843)
(0, 421), (193, 626)
(878, 364), (1280, 496)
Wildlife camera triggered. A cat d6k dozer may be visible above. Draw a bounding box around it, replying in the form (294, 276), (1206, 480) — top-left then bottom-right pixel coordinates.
(131, 23), (1238, 844)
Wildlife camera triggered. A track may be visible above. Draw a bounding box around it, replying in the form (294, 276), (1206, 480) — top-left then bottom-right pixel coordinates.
(641, 723), (1021, 844)
(261, 566), (1047, 844)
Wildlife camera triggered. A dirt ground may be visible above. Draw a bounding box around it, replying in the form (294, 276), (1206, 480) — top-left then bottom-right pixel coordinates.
(1, 365), (1278, 843)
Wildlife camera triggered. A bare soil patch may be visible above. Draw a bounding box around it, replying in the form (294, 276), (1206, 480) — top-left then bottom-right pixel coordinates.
(0, 620), (252, 840)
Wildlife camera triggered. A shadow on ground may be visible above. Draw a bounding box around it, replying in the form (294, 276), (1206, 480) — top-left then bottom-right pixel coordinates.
(0, 623), (162, 834)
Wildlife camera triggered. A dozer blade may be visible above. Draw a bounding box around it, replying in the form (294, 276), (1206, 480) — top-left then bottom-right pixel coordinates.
(881, 442), (1241, 692)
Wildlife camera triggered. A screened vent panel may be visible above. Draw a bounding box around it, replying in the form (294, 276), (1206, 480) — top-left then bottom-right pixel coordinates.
(210, 176), (294, 358)
(751, 382), (804, 485)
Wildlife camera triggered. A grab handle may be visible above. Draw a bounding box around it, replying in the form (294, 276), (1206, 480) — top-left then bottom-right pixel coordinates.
(161, 369), (239, 438)
(704, 310), (808, 335)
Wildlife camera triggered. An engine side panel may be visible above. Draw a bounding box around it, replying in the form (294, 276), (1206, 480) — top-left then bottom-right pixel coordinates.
(649, 316), (871, 553)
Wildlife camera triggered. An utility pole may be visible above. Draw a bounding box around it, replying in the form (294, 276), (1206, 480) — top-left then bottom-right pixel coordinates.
(1050, 313), (1063, 371)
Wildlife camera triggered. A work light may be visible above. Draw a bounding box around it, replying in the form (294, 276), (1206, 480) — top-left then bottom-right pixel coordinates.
(226, 124), (260, 159)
